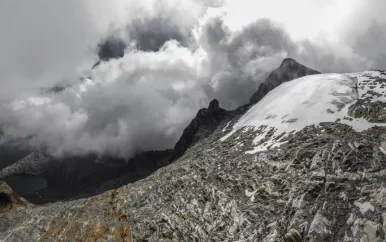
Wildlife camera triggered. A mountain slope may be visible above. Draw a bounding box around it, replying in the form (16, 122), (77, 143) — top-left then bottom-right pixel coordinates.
(2, 70), (386, 241)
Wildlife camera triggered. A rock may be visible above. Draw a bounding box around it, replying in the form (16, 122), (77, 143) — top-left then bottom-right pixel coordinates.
(284, 229), (302, 242)
(172, 99), (228, 159)
(362, 220), (382, 242)
(0, 181), (25, 211)
(354, 200), (374, 214)
(0, 151), (50, 178)
(307, 210), (332, 241)
(348, 100), (386, 122)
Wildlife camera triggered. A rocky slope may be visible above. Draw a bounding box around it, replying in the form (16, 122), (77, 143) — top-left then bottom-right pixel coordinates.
(3, 62), (386, 241)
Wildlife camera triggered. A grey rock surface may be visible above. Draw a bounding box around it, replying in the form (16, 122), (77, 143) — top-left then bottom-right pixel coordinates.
(2, 118), (386, 241)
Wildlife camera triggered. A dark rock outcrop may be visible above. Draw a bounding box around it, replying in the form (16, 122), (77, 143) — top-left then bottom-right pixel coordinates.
(250, 58), (321, 104)
(172, 99), (228, 159)
(0, 182), (25, 211)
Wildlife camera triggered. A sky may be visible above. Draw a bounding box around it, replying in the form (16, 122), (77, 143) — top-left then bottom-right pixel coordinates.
(0, 0), (385, 158)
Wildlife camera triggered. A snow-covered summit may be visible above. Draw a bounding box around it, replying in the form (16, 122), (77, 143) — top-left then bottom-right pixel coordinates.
(223, 70), (386, 153)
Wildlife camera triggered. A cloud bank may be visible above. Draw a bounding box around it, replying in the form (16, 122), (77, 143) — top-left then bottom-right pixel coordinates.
(0, 0), (385, 158)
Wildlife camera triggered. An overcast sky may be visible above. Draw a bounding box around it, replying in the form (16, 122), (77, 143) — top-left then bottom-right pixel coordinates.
(0, 0), (385, 158)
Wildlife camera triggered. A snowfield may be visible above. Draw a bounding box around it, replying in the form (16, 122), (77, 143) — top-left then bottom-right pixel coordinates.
(222, 71), (386, 154)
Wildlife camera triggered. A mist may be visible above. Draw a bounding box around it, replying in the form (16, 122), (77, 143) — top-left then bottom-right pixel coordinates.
(0, 0), (385, 158)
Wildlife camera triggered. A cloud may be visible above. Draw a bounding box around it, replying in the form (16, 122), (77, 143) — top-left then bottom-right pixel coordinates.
(1, 0), (386, 159)
(97, 38), (127, 62)
(0, 0), (107, 102)
(197, 17), (295, 107)
(0, 41), (208, 157)
(353, 21), (386, 70)
(95, 0), (225, 53)
(128, 17), (192, 52)
(0, 14), (301, 157)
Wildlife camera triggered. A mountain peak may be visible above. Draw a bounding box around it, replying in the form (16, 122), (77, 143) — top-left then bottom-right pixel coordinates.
(208, 99), (220, 111)
(280, 57), (297, 66)
(250, 58), (321, 103)
(172, 99), (227, 159)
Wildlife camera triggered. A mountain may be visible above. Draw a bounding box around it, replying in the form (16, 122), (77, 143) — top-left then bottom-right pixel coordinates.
(3, 61), (386, 241)
(250, 58), (321, 104)
(171, 99), (228, 160)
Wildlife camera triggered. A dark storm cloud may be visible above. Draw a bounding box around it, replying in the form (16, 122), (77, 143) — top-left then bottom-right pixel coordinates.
(94, 0), (223, 62)
(95, 16), (191, 62)
(97, 38), (127, 62)
(129, 17), (192, 51)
